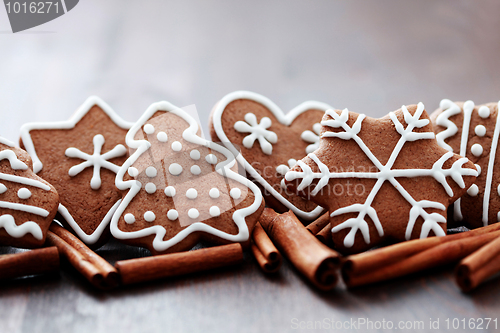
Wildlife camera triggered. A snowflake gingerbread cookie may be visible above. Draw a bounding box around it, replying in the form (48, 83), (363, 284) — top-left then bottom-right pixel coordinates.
(210, 91), (333, 221)
(0, 137), (59, 248)
(110, 101), (264, 254)
(284, 103), (478, 253)
(20, 96), (133, 246)
(431, 99), (500, 229)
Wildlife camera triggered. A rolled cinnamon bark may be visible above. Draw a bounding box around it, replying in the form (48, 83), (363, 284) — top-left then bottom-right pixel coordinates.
(0, 247), (59, 280)
(316, 224), (333, 246)
(251, 222), (282, 273)
(306, 212), (330, 235)
(49, 224), (119, 288)
(343, 222), (500, 276)
(343, 230), (500, 288)
(456, 234), (500, 292)
(258, 208), (340, 290)
(115, 243), (244, 285)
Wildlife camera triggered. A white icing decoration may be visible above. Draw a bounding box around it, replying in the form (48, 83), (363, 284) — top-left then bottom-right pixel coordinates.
(128, 167), (139, 178)
(190, 149), (201, 160)
(276, 159), (298, 176)
(209, 188), (220, 199)
(498, 184), (500, 196)
(0, 215), (43, 240)
(144, 124), (155, 135)
(188, 208), (199, 219)
(144, 211), (156, 222)
(167, 209), (178, 220)
(467, 184), (479, 196)
(209, 206), (221, 217)
(157, 131), (168, 142)
(171, 141), (182, 152)
(475, 164), (481, 176)
(478, 106), (491, 118)
(146, 166), (157, 178)
(212, 91), (331, 221)
(65, 134), (127, 190)
(124, 213), (135, 224)
(19, 95), (133, 245)
(0, 183), (6, 194)
(190, 165), (201, 175)
(234, 113), (278, 155)
(301, 123), (322, 154)
(164, 186), (176, 197)
(471, 143), (483, 157)
(498, 212), (500, 222)
(17, 188), (32, 200)
(482, 101), (500, 226)
(186, 188), (198, 199)
(0, 150), (28, 170)
(0, 172), (50, 191)
(205, 154), (217, 165)
(475, 125), (486, 137)
(145, 182), (157, 194)
(169, 163), (183, 176)
(111, 100), (264, 252)
(0, 136), (15, 147)
(230, 188), (242, 200)
(285, 103), (478, 247)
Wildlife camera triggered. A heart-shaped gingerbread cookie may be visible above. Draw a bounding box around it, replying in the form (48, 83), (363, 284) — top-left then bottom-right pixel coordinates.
(210, 91), (333, 222)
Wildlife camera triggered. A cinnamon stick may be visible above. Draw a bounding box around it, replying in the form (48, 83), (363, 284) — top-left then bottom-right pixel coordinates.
(456, 234), (500, 292)
(0, 247), (59, 280)
(306, 212), (330, 235)
(343, 222), (500, 276)
(259, 208), (340, 290)
(316, 224), (333, 246)
(115, 243), (244, 285)
(343, 230), (500, 288)
(49, 224), (119, 288)
(251, 222), (282, 273)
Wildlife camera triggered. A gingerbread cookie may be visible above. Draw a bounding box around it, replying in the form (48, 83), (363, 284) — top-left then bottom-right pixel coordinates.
(431, 99), (500, 229)
(0, 137), (59, 248)
(110, 101), (264, 254)
(284, 103), (477, 253)
(20, 96), (133, 246)
(210, 91), (333, 221)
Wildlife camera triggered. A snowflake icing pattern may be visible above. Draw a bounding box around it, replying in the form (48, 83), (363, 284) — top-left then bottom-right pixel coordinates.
(234, 113), (278, 155)
(65, 134), (127, 190)
(285, 103), (478, 247)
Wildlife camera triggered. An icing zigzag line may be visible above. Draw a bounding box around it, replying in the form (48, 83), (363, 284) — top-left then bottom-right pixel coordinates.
(0, 150), (28, 170)
(0, 214), (43, 240)
(435, 99), (462, 152)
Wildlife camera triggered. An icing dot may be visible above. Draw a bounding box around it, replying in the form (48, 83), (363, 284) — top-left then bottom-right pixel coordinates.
(124, 213), (135, 224)
(190, 165), (201, 175)
(146, 166), (157, 178)
(475, 125), (486, 137)
(471, 144), (483, 157)
(281, 178), (286, 189)
(230, 188), (242, 200)
(164, 186), (176, 197)
(145, 182), (157, 194)
(0, 183), (6, 194)
(188, 208), (199, 219)
(144, 124), (155, 134)
(128, 167), (139, 178)
(475, 164), (481, 176)
(169, 163), (183, 176)
(209, 206), (221, 217)
(205, 154), (217, 165)
(467, 184), (479, 197)
(186, 188), (198, 199)
(276, 165), (289, 176)
(167, 209), (178, 220)
(17, 188), (31, 200)
(478, 106), (491, 118)
(209, 188), (220, 199)
(157, 131), (168, 142)
(497, 184), (500, 196)
(288, 159), (297, 167)
(190, 150), (201, 160)
(171, 141), (182, 152)
(144, 211), (156, 222)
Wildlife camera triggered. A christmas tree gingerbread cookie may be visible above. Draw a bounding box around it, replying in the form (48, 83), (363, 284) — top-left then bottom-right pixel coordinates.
(210, 91), (333, 222)
(0, 137), (59, 248)
(111, 101), (264, 254)
(431, 100), (500, 229)
(20, 96), (133, 246)
(284, 103), (478, 253)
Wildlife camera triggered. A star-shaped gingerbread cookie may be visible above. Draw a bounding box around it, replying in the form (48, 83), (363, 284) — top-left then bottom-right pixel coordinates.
(284, 103), (478, 253)
(20, 96), (133, 246)
(111, 101), (264, 254)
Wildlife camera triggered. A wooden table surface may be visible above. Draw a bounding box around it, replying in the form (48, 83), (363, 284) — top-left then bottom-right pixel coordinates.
(1, 1), (500, 332)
